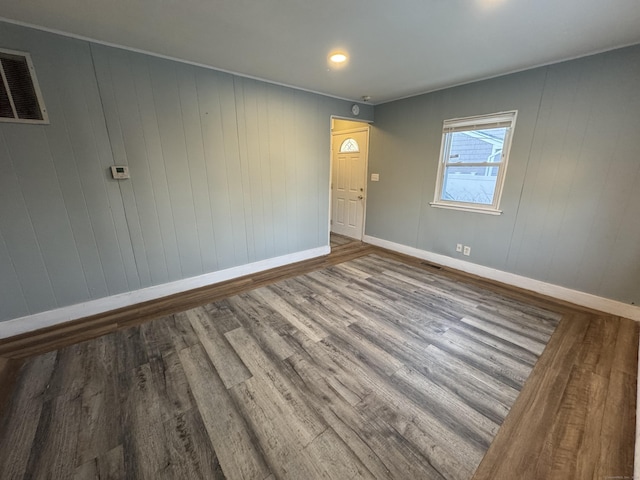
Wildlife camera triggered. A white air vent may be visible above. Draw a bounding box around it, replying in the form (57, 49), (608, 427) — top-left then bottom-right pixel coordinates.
(0, 48), (48, 124)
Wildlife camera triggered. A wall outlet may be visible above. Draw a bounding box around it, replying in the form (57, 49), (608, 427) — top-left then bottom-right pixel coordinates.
(456, 243), (463, 252)
(463, 246), (471, 256)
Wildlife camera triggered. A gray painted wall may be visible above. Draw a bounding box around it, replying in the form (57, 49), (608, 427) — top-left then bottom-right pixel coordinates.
(0, 22), (372, 322)
(368, 45), (640, 305)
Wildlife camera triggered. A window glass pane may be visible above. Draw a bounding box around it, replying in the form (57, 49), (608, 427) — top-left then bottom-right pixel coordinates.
(448, 127), (507, 164)
(0, 54), (42, 120)
(442, 166), (498, 205)
(0, 78), (13, 118)
(340, 138), (359, 152)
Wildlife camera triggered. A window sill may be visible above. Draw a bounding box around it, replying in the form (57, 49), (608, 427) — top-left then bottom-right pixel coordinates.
(429, 202), (503, 215)
(0, 117), (49, 125)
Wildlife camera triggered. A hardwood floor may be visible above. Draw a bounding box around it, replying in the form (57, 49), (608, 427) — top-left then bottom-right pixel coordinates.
(330, 232), (358, 248)
(0, 240), (374, 360)
(473, 313), (637, 480)
(0, 248), (637, 479)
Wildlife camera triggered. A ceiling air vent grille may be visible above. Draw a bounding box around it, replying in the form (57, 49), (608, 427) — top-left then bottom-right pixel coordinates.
(0, 48), (48, 124)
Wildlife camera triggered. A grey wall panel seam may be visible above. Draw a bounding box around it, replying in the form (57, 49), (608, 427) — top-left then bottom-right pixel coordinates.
(72, 45), (113, 296)
(3, 129), (60, 310)
(217, 75), (238, 264)
(44, 138), (91, 302)
(111, 49), (156, 284)
(233, 77), (255, 262)
(57, 46), (109, 297)
(0, 121), (57, 314)
(177, 66), (204, 273)
(194, 71), (219, 271)
(264, 84), (277, 257)
(504, 67), (549, 267)
(76, 43), (128, 296)
(153, 62), (186, 278)
(44, 102), (93, 298)
(543, 58), (604, 286)
(231, 76), (250, 260)
(143, 59), (178, 280)
(0, 224), (29, 315)
(89, 44), (140, 291)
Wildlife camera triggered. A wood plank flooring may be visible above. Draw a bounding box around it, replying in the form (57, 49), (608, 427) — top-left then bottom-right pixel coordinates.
(0, 241), (375, 360)
(330, 232), (357, 248)
(472, 313), (638, 480)
(0, 249), (637, 479)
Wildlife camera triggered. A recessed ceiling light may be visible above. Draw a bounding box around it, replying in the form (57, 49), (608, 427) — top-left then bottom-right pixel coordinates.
(329, 52), (348, 63)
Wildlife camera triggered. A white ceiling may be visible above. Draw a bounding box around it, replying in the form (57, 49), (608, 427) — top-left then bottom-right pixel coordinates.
(1, 0), (639, 104)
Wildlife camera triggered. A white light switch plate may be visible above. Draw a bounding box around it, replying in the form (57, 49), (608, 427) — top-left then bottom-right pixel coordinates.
(371, 173), (379, 181)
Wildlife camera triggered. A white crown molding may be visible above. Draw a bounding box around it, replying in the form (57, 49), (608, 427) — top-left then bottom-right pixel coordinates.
(363, 235), (640, 322)
(0, 246), (330, 339)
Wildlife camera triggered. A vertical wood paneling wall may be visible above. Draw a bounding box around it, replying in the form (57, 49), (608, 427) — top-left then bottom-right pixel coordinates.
(0, 22), (372, 322)
(368, 45), (640, 305)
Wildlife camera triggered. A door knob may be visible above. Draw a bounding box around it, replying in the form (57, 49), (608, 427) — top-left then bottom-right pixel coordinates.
(358, 195), (363, 200)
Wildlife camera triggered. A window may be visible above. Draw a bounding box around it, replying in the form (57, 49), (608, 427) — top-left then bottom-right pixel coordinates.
(339, 138), (359, 152)
(0, 49), (48, 124)
(431, 111), (517, 214)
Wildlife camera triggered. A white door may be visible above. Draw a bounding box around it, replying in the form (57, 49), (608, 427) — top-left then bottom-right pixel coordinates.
(331, 129), (369, 240)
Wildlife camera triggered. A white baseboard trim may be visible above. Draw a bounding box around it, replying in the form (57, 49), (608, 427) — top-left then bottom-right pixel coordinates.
(0, 246), (330, 340)
(363, 235), (640, 321)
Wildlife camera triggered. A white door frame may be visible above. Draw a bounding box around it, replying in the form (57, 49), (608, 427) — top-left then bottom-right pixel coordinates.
(328, 122), (370, 245)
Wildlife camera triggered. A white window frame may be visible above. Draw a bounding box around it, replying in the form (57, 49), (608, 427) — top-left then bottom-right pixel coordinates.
(430, 110), (517, 215)
(0, 48), (49, 124)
